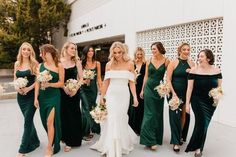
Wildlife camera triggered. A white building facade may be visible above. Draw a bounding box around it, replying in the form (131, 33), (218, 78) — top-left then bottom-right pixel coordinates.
(58, 0), (236, 127)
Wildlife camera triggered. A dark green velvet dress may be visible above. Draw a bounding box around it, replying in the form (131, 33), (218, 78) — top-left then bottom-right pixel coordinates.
(16, 70), (40, 154)
(185, 73), (222, 152)
(140, 62), (166, 146)
(168, 58), (190, 145)
(38, 63), (61, 154)
(81, 68), (100, 135)
(128, 63), (146, 135)
(60, 66), (82, 146)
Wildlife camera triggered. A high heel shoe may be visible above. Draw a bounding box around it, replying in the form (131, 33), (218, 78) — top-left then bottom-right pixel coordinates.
(173, 145), (180, 152)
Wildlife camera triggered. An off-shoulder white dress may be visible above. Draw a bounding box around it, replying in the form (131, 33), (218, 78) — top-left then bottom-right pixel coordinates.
(90, 70), (137, 157)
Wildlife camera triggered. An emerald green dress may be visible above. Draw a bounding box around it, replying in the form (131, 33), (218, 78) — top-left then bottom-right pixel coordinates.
(140, 62), (166, 146)
(16, 70), (40, 154)
(81, 67), (100, 135)
(168, 58), (190, 145)
(38, 63), (61, 154)
(185, 73), (222, 153)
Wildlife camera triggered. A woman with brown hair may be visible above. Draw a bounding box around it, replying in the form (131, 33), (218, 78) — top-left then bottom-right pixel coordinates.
(34, 44), (64, 157)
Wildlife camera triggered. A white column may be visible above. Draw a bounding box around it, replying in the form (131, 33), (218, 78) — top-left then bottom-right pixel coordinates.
(218, 0), (236, 127)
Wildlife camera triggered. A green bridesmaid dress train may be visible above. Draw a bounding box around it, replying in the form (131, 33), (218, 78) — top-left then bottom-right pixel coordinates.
(38, 64), (61, 154)
(140, 62), (166, 146)
(16, 70), (40, 154)
(168, 58), (190, 145)
(82, 67), (100, 135)
(185, 73), (222, 152)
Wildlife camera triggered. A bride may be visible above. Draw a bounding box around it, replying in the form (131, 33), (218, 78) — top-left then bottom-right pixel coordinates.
(90, 42), (139, 157)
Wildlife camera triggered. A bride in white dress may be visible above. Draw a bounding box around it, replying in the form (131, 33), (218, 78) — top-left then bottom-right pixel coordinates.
(90, 42), (139, 157)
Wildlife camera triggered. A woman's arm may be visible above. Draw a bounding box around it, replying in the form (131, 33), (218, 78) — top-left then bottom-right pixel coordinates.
(76, 60), (83, 82)
(100, 63), (110, 104)
(34, 64), (40, 108)
(186, 79), (194, 113)
(96, 61), (103, 93)
(166, 60), (177, 96)
(44, 64), (65, 88)
(140, 61), (149, 99)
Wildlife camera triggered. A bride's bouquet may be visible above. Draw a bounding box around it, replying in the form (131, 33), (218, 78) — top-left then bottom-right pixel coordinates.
(209, 86), (223, 107)
(154, 81), (170, 98)
(169, 96), (183, 112)
(64, 79), (83, 92)
(37, 70), (53, 90)
(90, 100), (107, 124)
(13, 77), (28, 89)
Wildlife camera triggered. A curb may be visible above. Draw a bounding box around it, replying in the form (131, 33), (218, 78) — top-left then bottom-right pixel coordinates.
(0, 92), (17, 100)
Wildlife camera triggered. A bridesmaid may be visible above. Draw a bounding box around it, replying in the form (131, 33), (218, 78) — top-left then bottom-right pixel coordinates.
(185, 49), (222, 157)
(128, 47), (146, 135)
(60, 42), (83, 151)
(34, 44), (64, 157)
(140, 42), (169, 150)
(166, 43), (194, 152)
(81, 45), (102, 139)
(14, 42), (40, 157)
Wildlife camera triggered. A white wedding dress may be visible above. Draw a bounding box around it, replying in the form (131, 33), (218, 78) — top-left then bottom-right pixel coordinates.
(90, 70), (137, 157)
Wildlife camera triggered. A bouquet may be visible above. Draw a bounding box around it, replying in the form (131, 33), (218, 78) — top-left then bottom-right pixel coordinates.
(13, 77), (28, 89)
(154, 81), (170, 98)
(90, 100), (107, 124)
(37, 70), (53, 90)
(83, 69), (96, 80)
(64, 79), (83, 92)
(209, 87), (223, 107)
(169, 96), (183, 112)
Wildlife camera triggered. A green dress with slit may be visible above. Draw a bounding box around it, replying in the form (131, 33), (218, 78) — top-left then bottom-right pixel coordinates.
(168, 58), (190, 145)
(38, 63), (61, 154)
(16, 69), (40, 154)
(81, 68), (100, 135)
(185, 73), (222, 153)
(140, 62), (166, 146)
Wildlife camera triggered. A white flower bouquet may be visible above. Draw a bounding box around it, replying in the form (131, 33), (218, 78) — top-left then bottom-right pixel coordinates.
(37, 70), (53, 90)
(90, 101), (107, 124)
(14, 77), (28, 89)
(154, 81), (170, 98)
(209, 87), (223, 107)
(169, 96), (183, 111)
(83, 69), (96, 80)
(64, 79), (83, 92)
(134, 68), (141, 84)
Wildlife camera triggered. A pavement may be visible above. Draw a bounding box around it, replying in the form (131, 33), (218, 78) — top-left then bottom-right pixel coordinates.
(0, 99), (236, 157)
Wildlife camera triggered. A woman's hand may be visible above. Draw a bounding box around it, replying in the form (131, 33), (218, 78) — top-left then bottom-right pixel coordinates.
(34, 99), (39, 109)
(16, 88), (24, 95)
(186, 103), (190, 114)
(133, 97), (139, 107)
(21, 87), (30, 95)
(100, 97), (106, 105)
(140, 90), (144, 99)
(41, 82), (50, 89)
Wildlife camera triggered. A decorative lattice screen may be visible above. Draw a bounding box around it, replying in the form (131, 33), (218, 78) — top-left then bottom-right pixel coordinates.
(136, 18), (223, 68)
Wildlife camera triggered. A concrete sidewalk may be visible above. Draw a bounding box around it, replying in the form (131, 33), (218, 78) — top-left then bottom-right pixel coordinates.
(0, 99), (235, 157)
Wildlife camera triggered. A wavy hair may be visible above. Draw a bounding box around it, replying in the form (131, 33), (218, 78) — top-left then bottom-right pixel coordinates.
(16, 42), (38, 75)
(81, 45), (95, 68)
(177, 42), (190, 56)
(61, 41), (79, 63)
(109, 42), (130, 64)
(39, 44), (59, 67)
(134, 47), (146, 63)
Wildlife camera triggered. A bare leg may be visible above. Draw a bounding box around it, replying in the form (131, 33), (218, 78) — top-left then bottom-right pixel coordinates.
(45, 108), (55, 157)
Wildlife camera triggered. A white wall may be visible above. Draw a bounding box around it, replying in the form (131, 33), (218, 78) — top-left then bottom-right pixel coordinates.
(65, 0), (236, 126)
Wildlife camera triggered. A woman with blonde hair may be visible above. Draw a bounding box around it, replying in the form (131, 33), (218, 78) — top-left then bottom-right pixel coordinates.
(14, 42), (40, 157)
(166, 42), (195, 152)
(91, 42), (138, 157)
(129, 47), (146, 135)
(60, 42), (83, 151)
(34, 44), (64, 156)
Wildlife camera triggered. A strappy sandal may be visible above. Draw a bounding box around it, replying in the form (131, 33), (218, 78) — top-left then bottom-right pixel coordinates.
(64, 145), (72, 152)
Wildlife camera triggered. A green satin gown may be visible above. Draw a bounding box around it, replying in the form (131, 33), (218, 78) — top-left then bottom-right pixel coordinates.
(168, 58), (190, 145)
(81, 68), (100, 135)
(185, 73), (222, 152)
(38, 63), (61, 154)
(16, 70), (40, 153)
(140, 62), (166, 146)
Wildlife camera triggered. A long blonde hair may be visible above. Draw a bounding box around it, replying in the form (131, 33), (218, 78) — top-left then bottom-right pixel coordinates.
(109, 42), (130, 65)
(61, 41), (79, 63)
(134, 47), (146, 63)
(16, 42), (38, 75)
